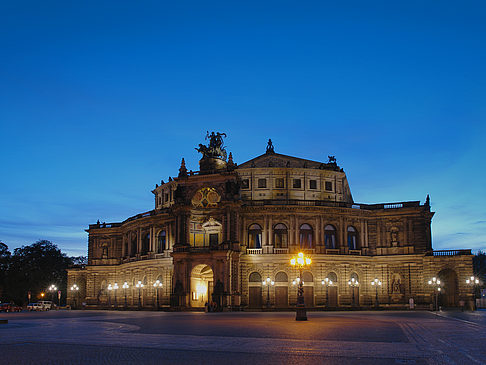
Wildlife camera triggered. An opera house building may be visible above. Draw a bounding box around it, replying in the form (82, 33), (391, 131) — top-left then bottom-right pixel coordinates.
(67, 132), (473, 310)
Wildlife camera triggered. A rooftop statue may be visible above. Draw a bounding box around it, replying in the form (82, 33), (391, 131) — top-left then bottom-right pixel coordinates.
(195, 131), (227, 160)
(266, 139), (275, 154)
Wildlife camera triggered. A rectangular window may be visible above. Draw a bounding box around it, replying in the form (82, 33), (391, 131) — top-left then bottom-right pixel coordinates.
(209, 233), (218, 247)
(325, 181), (333, 191)
(258, 178), (267, 188)
(293, 179), (302, 188)
(241, 179), (250, 189)
(275, 178), (284, 188)
(165, 193), (169, 202)
(309, 180), (317, 189)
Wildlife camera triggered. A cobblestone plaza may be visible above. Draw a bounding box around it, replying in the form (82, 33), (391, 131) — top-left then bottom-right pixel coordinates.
(1, 310), (485, 364)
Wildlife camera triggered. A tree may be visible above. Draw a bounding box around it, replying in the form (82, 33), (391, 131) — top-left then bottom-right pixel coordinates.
(0, 242), (11, 301)
(473, 250), (486, 286)
(70, 256), (87, 266)
(5, 240), (72, 305)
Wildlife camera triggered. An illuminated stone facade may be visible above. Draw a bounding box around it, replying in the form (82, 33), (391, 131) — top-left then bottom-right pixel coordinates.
(67, 134), (474, 310)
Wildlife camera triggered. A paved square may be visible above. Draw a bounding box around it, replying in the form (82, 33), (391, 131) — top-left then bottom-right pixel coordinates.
(1, 310), (485, 364)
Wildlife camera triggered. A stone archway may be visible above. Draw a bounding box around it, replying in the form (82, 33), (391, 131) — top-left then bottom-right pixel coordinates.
(438, 268), (458, 307)
(190, 264), (214, 308)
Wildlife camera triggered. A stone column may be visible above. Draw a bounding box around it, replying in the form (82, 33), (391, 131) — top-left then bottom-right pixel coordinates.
(268, 215), (273, 246)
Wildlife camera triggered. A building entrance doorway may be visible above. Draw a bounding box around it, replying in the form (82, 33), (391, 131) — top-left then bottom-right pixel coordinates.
(190, 264), (213, 308)
(438, 269), (458, 307)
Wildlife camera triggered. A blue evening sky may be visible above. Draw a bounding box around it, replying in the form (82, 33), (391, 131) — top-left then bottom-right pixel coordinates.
(1, 1), (485, 256)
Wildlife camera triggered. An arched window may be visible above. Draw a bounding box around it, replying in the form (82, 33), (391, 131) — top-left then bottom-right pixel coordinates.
(248, 224), (262, 249)
(350, 272), (359, 282)
(274, 223), (288, 248)
(249, 272), (262, 283)
(275, 272), (288, 282)
(347, 226), (358, 250)
(299, 224), (314, 249)
(157, 230), (166, 253)
(302, 271), (314, 283)
(141, 233), (150, 255)
(130, 236), (137, 257)
(327, 272), (338, 284)
(324, 225), (337, 249)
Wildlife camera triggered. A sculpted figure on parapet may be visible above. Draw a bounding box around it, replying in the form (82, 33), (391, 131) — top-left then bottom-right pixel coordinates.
(195, 131), (227, 160)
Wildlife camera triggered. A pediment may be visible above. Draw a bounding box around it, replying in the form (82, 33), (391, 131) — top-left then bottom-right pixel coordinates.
(238, 153), (340, 171)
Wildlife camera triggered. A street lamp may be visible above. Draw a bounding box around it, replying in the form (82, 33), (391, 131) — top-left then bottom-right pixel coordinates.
(122, 282), (129, 309)
(48, 284), (57, 305)
(136, 280), (144, 309)
(321, 278), (332, 308)
(107, 284), (113, 308)
(290, 252), (312, 321)
(153, 280), (163, 310)
(262, 277), (275, 308)
(466, 276), (480, 310)
(70, 284), (79, 309)
(113, 283), (119, 309)
(347, 278), (359, 307)
(371, 278), (382, 308)
(428, 277), (441, 312)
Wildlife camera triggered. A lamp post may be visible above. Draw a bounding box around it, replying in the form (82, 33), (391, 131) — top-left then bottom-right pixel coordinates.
(136, 280), (144, 309)
(321, 278), (332, 308)
(48, 284), (57, 306)
(428, 277), (441, 312)
(371, 278), (382, 308)
(107, 284), (112, 308)
(466, 276), (480, 310)
(70, 284), (79, 309)
(262, 277), (275, 308)
(347, 278), (359, 307)
(113, 283), (118, 309)
(122, 282), (129, 309)
(153, 280), (163, 310)
(290, 252), (312, 321)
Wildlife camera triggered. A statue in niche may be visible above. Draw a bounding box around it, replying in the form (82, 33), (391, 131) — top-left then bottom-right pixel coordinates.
(391, 273), (402, 294)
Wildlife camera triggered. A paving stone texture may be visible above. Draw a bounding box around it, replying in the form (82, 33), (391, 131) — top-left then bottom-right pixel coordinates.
(0, 310), (484, 364)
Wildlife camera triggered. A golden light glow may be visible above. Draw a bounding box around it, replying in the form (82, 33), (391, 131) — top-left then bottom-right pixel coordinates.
(290, 252), (311, 268)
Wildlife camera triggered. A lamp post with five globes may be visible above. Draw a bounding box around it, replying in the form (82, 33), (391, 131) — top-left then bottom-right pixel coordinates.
(262, 277), (275, 308)
(122, 282), (129, 309)
(321, 278), (332, 308)
(290, 252), (312, 321)
(371, 278), (382, 308)
(428, 277), (441, 312)
(466, 276), (480, 310)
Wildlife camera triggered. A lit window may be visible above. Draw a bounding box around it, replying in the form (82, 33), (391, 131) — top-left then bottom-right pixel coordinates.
(347, 226), (358, 250)
(324, 225), (337, 249)
(299, 224), (314, 249)
(248, 224), (262, 248)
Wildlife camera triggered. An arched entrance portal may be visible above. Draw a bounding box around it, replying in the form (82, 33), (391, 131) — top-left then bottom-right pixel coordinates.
(190, 264), (214, 308)
(438, 269), (458, 307)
